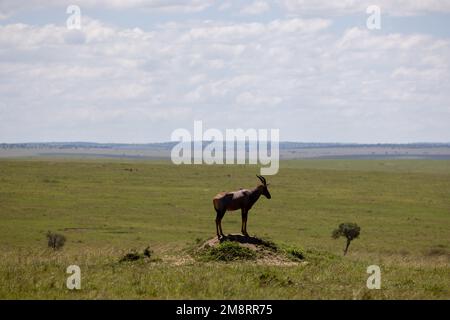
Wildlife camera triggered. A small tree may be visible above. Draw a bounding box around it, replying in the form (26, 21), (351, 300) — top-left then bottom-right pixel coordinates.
(46, 231), (66, 250)
(332, 223), (360, 255)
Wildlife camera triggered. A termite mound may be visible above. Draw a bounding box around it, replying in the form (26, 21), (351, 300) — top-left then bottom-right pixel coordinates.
(196, 234), (306, 266)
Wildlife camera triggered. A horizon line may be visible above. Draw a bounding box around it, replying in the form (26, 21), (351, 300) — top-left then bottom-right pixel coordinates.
(1, 141), (450, 145)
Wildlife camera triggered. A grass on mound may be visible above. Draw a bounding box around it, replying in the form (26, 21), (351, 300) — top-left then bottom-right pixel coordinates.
(199, 241), (257, 262)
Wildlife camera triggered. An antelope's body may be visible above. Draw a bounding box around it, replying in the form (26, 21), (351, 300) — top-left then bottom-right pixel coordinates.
(213, 175), (271, 239)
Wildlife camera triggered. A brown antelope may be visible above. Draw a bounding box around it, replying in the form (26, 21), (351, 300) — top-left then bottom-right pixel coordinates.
(213, 175), (271, 239)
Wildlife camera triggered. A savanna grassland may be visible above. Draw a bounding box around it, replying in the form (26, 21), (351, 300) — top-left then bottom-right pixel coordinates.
(0, 159), (449, 299)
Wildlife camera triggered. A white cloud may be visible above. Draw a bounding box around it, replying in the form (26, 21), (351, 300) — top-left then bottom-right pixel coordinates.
(236, 91), (282, 106)
(268, 18), (331, 33)
(0, 12), (449, 142)
(2, 0), (450, 19)
(218, 2), (232, 11)
(281, 0), (450, 16)
(180, 18), (330, 42)
(0, 0), (213, 18)
(240, 1), (270, 15)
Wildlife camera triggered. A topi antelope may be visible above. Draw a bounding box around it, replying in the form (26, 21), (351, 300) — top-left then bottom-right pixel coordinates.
(213, 175), (271, 239)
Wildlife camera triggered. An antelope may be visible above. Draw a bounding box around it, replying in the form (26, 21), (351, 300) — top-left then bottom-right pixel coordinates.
(213, 175), (271, 239)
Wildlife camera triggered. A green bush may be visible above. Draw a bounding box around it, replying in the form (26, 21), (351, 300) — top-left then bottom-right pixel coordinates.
(119, 247), (153, 262)
(46, 231), (66, 250)
(119, 250), (141, 262)
(143, 246), (153, 258)
(286, 248), (305, 260)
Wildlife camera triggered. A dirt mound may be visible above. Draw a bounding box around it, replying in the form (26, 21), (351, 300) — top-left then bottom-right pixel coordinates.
(197, 234), (306, 266)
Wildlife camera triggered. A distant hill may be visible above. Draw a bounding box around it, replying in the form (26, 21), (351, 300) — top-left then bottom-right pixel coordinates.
(1, 142), (450, 160)
(1, 141), (450, 149)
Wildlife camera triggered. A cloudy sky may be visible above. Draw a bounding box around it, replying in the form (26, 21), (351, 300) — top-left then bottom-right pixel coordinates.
(1, 0), (450, 143)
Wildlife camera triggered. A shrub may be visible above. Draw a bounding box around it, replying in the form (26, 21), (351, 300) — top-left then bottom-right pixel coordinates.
(332, 222), (361, 255)
(119, 246), (154, 263)
(143, 246), (153, 258)
(287, 248), (305, 260)
(46, 231), (66, 250)
(119, 250), (141, 262)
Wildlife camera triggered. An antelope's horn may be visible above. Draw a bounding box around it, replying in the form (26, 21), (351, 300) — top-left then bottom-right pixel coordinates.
(256, 174), (266, 185)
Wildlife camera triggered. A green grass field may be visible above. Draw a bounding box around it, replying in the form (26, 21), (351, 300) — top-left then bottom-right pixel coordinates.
(0, 159), (449, 299)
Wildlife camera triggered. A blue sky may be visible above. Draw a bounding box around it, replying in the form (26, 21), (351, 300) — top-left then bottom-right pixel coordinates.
(1, 1), (450, 143)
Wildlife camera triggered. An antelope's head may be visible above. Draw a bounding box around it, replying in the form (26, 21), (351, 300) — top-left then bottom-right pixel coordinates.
(256, 175), (271, 199)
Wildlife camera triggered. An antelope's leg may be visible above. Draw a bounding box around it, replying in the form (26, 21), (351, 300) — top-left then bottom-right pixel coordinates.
(219, 219), (225, 237)
(244, 216), (248, 236)
(241, 210), (249, 236)
(215, 210), (222, 239)
(241, 209), (245, 234)
(216, 210), (225, 238)
(215, 217), (220, 239)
